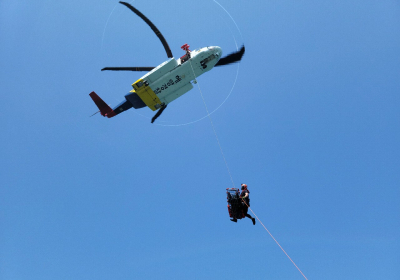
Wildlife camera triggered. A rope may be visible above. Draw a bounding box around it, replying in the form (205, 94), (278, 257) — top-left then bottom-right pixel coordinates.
(183, 20), (307, 277)
(188, 59), (235, 188)
(242, 199), (309, 280)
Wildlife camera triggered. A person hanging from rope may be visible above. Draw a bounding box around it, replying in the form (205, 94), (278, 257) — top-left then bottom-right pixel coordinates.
(240, 184), (256, 225)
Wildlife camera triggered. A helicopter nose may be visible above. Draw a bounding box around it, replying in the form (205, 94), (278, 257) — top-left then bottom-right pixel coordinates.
(214, 46), (222, 57)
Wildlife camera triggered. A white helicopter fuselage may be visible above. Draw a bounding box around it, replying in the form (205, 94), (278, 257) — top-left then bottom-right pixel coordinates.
(130, 46), (222, 111)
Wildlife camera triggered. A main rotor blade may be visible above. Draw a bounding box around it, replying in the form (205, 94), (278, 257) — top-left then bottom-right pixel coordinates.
(214, 45), (245, 67)
(151, 104), (167, 123)
(101, 67), (155, 72)
(119, 1), (173, 58)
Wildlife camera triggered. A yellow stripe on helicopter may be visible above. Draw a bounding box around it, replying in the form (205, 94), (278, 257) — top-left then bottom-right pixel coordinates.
(131, 79), (162, 111)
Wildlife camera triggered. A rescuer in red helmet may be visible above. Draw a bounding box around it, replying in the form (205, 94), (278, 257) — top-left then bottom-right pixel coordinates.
(240, 184), (256, 225)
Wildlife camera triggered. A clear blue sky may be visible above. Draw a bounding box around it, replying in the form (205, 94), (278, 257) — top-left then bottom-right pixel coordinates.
(1, 1), (399, 279)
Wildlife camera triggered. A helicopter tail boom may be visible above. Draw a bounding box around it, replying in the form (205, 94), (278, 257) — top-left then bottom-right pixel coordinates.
(89, 91), (116, 118)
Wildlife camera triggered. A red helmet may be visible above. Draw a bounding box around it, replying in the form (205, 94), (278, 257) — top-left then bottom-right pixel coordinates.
(241, 184), (248, 190)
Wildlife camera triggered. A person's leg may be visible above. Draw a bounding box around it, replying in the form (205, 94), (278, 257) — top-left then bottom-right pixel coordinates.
(243, 207), (256, 225)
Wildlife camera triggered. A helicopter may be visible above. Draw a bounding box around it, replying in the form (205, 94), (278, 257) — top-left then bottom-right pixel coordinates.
(90, 1), (245, 123)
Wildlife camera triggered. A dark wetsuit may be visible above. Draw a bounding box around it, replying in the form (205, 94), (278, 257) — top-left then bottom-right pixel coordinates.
(240, 189), (254, 220)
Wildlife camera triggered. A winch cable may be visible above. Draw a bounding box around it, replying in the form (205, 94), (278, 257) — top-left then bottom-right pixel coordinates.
(188, 59), (308, 280)
(188, 59), (235, 189)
